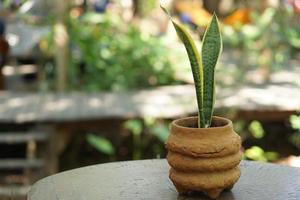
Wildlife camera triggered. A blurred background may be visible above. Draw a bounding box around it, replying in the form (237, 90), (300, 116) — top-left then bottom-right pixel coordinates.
(0, 0), (299, 199)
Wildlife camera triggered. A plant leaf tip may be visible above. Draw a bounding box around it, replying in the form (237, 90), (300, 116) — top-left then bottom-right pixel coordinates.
(212, 12), (219, 21)
(160, 4), (172, 19)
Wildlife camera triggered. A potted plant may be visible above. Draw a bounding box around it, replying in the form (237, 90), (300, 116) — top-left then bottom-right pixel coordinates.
(161, 6), (242, 199)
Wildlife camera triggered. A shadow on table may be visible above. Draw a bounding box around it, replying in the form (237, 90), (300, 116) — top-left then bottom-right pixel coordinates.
(177, 190), (235, 200)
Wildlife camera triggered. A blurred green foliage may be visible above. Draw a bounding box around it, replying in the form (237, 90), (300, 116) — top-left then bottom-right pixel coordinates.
(249, 120), (265, 139)
(234, 119), (281, 162)
(123, 117), (170, 160)
(290, 115), (300, 131)
(222, 5), (300, 82)
(123, 119), (143, 159)
(289, 115), (300, 148)
(149, 123), (169, 142)
(137, 0), (157, 16)
(2, 0), (26, 8)
(86, 134), (115, 156)
(244, 146), (279, 162)
(85, 117), (170, 161)
(41, 12), (178, 91)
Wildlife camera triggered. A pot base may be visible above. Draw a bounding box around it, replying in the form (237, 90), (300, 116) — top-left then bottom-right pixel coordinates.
(169, 165), (241, 199)
(174, 183), (233, 199)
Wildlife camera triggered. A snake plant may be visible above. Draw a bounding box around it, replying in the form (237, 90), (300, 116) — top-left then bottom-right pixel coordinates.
(161, 6), (222, 128)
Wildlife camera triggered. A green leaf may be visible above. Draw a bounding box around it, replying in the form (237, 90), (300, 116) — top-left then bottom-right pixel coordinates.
(265, 151), (279, 161)
(244, 146), (266, 162)
(150, 124), (169, 142)
(81, 12), (105, 24)
(123, 119), (143, 135)
(201, 13), (222, 127)
(286, 29), (300, 48)
(86, 134), (115, 155)
(249, 120), (265, 139)
(161, 5), (205, 128)
(290, 115), (300, 131)
(244, 146), (279, 162)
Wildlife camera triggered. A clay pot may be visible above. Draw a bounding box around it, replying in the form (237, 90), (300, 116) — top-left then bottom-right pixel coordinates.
(166, 116), (242, 199)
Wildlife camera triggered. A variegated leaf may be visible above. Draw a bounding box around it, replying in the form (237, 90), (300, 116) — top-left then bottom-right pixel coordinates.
(161, 5), (205, 128)
(202, 13), (222, 127)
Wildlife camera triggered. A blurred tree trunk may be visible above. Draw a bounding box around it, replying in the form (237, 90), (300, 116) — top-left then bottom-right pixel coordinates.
(0, 39), (5, 89)
(83, 0), (87, 12)
(203, 0), (221, 15)
(54, 0), (70, 92)
(133, 0), (141, 16)
(0, 22), (9, 90)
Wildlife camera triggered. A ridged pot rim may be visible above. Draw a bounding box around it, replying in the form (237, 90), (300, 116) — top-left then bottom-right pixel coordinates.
(172, 116), (232, 131)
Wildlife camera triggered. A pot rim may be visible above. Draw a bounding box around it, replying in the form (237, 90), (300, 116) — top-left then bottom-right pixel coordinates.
(172, 116), (232, 130)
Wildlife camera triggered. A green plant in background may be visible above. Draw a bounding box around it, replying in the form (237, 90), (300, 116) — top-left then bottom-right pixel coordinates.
(85, 117), (169, 161)
(289, 115), (300, 148)
(236, 119), (279, 162)
(244, 146), (279, 162)
(86, 134), (115, 156)
(135, 0), (157, 16)
(123, 119), (143, 160)
(2, 0), (28, 8)
(161, 6), (222, 128)
(222, 4), (300, 83)
(123, 117), (170, 160)
(243, 120), (279, 161)
(290, 115), (300, 131)
(249, 120), (265, 139)
(41, 12), (179, 91)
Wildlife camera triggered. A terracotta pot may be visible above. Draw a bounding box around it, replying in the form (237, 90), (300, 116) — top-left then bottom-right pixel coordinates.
(166, 116), (242, 199)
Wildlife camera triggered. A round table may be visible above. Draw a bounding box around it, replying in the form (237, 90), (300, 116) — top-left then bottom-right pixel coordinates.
(28, 159), (300, 200)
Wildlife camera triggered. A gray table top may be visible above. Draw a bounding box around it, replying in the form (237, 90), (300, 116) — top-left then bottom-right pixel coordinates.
(28, 159), (300, 200)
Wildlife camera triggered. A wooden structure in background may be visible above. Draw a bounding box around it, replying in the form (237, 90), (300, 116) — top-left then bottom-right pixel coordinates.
(0, 130), (49, 198)
(0, 84), (299, 123)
